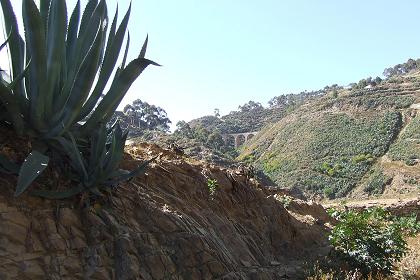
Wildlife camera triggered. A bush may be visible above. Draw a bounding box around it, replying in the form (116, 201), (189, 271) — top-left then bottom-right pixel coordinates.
(394, 213), (420, 236)
(328, 208), (418, 275)
(388, 115), (419, 165)
(207, 179), (218, 198)
(278, 195), (292, 209)
(363, 170), (391, 195)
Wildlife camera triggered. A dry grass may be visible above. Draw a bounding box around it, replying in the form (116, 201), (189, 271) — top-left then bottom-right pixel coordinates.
(393, 234), (420, 279)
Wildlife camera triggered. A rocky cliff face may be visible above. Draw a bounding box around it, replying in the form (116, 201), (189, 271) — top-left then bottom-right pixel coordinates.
(0, 143), (332, 280)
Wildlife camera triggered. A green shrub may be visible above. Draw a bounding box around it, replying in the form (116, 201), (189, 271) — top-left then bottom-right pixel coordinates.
(351, 153), (373, 163)
(363, 170), (390, 195)
(207, 179), (218, 197)
(394, 213), (420, 236)
(0, 0), (158, 198)
(319, 162), (342, 177)
(323, 186), (334, 199)
(405, 156), (417, 166)
(278, 195), (292, 209)
(388, 115), (419, 165)
(328, 208), (417, 275)
(403, 177), (418, 186)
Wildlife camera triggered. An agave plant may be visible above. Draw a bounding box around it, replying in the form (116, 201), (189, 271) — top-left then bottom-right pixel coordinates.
(0, 0), (158, 197)
(30, 123), (153, 199)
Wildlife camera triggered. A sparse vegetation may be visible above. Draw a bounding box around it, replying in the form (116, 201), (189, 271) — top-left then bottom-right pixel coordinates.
(240, 111), (402, 198)
(207, 179), (219, 197)
(328, 208), (419, 276)
(388, 114), (419, 166)
(278, 195), (292, 209)
(363, 170), (391, 195)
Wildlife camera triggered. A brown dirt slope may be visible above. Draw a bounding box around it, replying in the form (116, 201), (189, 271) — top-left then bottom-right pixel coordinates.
(0, 143), (332, 280)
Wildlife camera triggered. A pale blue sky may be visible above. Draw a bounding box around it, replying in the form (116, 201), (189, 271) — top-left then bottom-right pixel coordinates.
(2, 1), (420, 129)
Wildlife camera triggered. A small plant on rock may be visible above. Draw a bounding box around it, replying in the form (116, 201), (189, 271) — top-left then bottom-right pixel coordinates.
(278, 195), (292, 209)
(207, 178), (218, 198)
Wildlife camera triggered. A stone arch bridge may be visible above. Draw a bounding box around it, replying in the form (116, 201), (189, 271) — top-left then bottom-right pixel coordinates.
(222, 131), (259, 148)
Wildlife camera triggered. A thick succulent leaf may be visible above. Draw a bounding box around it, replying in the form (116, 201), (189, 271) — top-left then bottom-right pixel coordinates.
(0, 0), (25, 99)
(88, 186), (103, 196)
(104, 58), (161, 123)
(61, 0), (99, 95)
(97, 2), (108, 64)
(78, 0), (106, 66)
(107, 117), (120, 134)
(61, 26), (104, 129)
(89, 124), (107, 168)
(79, 0), (98, 38)
(39, 0), (51, 30)
(107, 157), (155, 185)
(54, 0), (105, 114)
(55, 135), (88, 180)
(82, 57), (160, 134)
(8, 58), (31, 90)
(64, 0), (97, 85)
(120, 32), (130, 69)
(0, 29), (11, 52)
(0, 166), (10, 174)
(66, 0), (81, 65)
(30, 184), (84, 199)
(0, 81), (24, 134)
(78, 4), (131, 120)
(22, 0), (47, 131)
(107, 5), (118, 47)
(139, 34), (148, 59)
(0, 153), (20, 174)
(103, 124), (127, 175)
(102, 125), (119, 168)
(44, 0), (67, 117)
(15, 151), (49, 197)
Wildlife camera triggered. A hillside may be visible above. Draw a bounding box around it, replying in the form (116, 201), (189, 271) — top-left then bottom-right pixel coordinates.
(238, 72), (420, 199)
(142, 67), (420, 200)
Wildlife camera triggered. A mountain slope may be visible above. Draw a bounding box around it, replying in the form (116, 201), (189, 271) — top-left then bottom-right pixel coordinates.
(239, 72), (420, 199)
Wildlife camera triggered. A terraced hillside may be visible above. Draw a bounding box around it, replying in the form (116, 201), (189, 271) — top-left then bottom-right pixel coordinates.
(239, 72), (420, 199)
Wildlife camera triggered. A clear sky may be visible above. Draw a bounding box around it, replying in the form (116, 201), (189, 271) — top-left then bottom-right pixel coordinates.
(2, 1), (420, 129)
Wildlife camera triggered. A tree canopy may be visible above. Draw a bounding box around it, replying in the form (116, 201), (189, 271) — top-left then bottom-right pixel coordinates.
(109, 99), (171, 137)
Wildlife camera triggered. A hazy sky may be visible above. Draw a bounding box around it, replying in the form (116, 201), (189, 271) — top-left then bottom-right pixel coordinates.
(2, 1), (420, 129)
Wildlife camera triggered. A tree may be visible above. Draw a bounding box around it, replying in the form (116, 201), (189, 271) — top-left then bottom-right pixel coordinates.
(207, 131), (225, 150)
(192, 125), (210, 143)
(374, 76), (382, 85)
(175, 120), (193, 137)
(214, 108), (220, 118)
(238, 101), (263, 112)
(383, 58), (420, 78)
(123, 99), (171, 132)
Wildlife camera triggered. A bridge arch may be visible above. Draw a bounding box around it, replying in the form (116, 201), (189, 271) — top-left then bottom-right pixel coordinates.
(223, 131), (259, 148)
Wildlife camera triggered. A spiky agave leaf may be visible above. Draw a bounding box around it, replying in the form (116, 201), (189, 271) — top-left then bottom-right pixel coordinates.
(78, 3), (130, 120)
(15, 151), (49, 196)
(30, 184), (84, 199)
(105, 157), (155, 186)
(0, 0), (25, 100)
(43, 0), (67, 117)
(22, 0), (47, 131)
